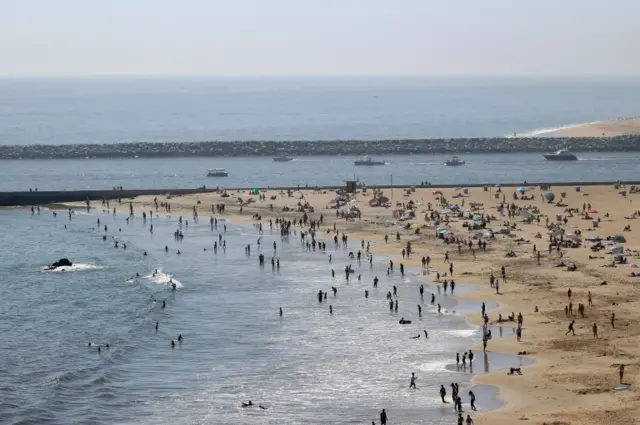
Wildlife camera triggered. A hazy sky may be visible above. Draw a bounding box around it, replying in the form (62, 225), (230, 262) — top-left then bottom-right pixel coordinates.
(1, 0), (638, 76)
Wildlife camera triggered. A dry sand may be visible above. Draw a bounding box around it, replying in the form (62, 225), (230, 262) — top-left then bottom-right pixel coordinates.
(64, 183), (640, 424)
(542, 117), (640, 138)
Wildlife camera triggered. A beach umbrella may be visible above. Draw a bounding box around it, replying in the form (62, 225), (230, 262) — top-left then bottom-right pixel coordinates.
(545, 192), (555, 202)
(517, 187), (528, 193)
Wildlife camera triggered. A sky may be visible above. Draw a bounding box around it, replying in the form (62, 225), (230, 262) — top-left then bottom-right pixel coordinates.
(1, 0), (639, 77)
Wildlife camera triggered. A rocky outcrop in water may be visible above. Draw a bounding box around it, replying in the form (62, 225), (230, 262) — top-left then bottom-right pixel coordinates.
(2, 136), (640, 159)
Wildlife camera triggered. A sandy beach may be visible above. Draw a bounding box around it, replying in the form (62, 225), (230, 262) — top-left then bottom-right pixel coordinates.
(62, 183), (640, 424)
(541, 117), (640, 138)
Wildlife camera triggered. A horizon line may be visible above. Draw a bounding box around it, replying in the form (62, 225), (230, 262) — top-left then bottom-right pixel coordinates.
(1, 73), (640, 79)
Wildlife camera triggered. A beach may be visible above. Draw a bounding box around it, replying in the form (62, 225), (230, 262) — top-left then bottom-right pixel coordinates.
(58, 182), (640, 425)
(541, 117), (640, 138)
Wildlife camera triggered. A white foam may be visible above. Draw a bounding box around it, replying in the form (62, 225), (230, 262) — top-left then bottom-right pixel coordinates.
(142, 269), (184, 288)
(440, 329), (478, 338)
(508, 121), (600, 138)
(41, 263), (104, 272)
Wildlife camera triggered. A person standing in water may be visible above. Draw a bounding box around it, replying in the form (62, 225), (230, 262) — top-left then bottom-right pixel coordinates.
(379, 409), (387, 425)
(409, 372), (417, 389)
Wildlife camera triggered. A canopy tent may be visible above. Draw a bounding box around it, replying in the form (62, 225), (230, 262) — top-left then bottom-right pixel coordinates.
(610, 246), (624, 254)
(611, 235), (626, 243)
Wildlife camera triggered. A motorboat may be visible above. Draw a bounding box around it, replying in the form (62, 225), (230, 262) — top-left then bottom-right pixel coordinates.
(354, 155), (386, 166)
(273, 156), (293, 162)
(206, 168), (229, 177)
(543, 149), (578, 161)
(445, 156), (465, 166)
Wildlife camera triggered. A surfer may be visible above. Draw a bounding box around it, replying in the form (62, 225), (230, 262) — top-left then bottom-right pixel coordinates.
(241, 401), (253, 407)
(178, 334), (183, 343)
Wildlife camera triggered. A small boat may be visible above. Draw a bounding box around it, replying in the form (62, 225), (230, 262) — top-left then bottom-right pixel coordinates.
(445, 156), (465, 166)
(354, 155), (386, 166)
(206, 168), (229, 177)
(543, 149), (578, 161)
(273, 156), (293, 162)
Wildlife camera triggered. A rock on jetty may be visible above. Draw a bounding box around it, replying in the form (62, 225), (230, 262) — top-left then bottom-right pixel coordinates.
(2, 136), (640, 159)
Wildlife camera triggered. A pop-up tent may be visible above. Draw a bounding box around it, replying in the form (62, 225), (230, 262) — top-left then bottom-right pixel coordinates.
(610, 246), (624, 254)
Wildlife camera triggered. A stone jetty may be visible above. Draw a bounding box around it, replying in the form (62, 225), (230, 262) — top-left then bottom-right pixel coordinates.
(2, 135), (640, 159)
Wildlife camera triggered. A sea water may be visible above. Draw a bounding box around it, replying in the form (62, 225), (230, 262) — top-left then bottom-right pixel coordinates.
(2, 151), (640, 192)
(2, 76), (640, 144)
(0, 208), (531, 424)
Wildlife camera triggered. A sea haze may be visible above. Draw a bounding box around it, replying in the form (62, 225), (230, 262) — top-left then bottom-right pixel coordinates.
(1, 76), (640, 145)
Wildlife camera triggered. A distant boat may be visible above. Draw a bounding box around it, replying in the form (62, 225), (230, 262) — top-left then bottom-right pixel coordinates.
(543, 149), (578, 161)
(354, 155), (386, 166)
(273, 156), (293, 162)
(206, 168), (229, 177)
(445, 156), (466, 166)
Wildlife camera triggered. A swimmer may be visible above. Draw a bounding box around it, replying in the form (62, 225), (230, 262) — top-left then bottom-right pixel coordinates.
(258, 405), (268, 410)
(155, 322), (159, 331)
(171, 340), (175, 348)
(178, 334), (183, 342)
(411, 334), (421, 339)
(279, 307), (283, 316)
(162, 300), (166, 309)
(423, 330), (428, 339)
(143, 251), (147, 256)
(172, 283), (177, 290)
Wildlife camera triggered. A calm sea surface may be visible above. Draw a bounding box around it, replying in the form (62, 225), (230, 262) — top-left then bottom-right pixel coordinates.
(0, 209), (530, 425)
(1, 76), (640, 145)
(1, 152), (639, 192)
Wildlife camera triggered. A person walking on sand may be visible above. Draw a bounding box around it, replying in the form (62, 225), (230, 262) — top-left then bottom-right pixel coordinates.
(409, 372), (417, 389)
(466, 414), (474, 425)
(619, 364), (625, 384)
(566, 320), (576, 335)
(611, 312), (616, 328)
(588, 291), (593, 306)
(592, 323), (598, 338)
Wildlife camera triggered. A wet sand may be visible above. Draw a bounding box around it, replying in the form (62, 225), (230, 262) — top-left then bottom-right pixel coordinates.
(60, 183), (640, 425)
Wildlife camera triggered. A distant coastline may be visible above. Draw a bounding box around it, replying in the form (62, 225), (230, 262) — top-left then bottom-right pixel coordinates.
(2, 134), (640, 160)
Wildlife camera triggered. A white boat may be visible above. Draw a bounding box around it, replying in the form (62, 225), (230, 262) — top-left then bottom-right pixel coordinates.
(543, 149), (578, 161)
(445, 156), (465, 166)
(354, 155), (386, 166)
(206, 168), (229, 177)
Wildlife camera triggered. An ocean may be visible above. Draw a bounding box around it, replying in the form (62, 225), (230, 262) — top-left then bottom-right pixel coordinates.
(0, 77), (627, 424)
(1, 76), (640, 145)
(0, 208), (531, 425)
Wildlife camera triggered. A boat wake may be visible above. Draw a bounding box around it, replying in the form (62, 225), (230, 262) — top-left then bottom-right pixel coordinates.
(41, 263), (104, 272)
(142, 269), (184, 288)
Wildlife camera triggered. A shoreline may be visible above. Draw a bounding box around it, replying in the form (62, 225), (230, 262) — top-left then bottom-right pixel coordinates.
(48, 202), (534, 420)
(3, 180), (640, 207)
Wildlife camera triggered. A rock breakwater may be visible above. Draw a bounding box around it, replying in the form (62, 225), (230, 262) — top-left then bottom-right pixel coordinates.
(2, 136), (640, 159)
